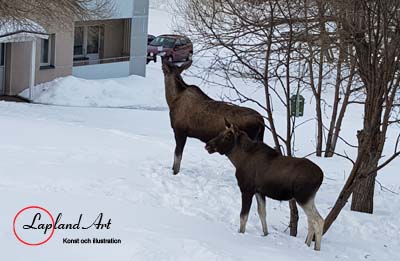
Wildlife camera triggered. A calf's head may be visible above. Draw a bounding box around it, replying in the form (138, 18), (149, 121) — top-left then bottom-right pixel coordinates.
(205, 119), (238, 155)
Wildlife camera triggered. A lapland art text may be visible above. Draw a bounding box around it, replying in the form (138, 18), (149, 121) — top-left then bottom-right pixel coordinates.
(23, 213), (112, 234)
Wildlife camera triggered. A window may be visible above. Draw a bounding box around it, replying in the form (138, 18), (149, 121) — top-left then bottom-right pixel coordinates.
(87, 26), (100, 54)
(41, 39), (49, 64)
(0, 43), (4, 66)
(74, 26), (84, 56)
(73, 25), (103, 64)
(40, 34), (55, 67)
(179, 38), (187, 45)
(149, 36), (176, 48)
(175, 39), (182, 47)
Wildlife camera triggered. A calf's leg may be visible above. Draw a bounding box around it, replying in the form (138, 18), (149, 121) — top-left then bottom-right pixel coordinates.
(300, 198), (324, 251)
(304, 216), (314, 247)
(239, 192), (253, 233)
(172, 130), (187, 175)
(255, 193), (268, 236)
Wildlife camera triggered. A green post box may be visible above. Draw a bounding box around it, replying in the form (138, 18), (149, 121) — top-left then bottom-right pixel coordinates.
(290, 94), (305, 117)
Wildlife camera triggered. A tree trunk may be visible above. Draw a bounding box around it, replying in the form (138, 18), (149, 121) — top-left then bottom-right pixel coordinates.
(326, 62), (355, 157)
(350, 131), (379, 213)
(351, 171), (377, 213)
(315, 97), (323, 157)
(324, 37), (344, 157)
(323, 129), (379, 233)
(349, 103), (382, 213)
(323, 153), (363, 234)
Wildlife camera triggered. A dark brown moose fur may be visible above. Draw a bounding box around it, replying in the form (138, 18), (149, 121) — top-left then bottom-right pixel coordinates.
(205, 119), (325, 250)
(162, 57), (265, 174)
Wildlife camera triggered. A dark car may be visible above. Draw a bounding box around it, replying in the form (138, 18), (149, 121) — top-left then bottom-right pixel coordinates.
(147, 34), (193, 63)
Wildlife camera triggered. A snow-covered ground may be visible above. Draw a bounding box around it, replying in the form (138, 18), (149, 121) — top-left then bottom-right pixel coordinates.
(1, 1), (400, 261)
(1, 100), (399, 261)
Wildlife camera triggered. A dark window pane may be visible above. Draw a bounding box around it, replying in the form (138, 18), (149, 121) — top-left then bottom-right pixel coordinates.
(149, 37), (176, 48)
(41, 39), (49, 64)
(87, 26), (99, 54)
(74, 26), (84, 56)
(0, 43), (4, 66)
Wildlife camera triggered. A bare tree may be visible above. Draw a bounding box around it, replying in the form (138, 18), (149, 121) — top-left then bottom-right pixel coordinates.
(174, 0), (306, 235)
(0, 0), (112, 29)
(324, 0), (400, 232)
(175, 0), (355, 236)
(176, 0), (400, 236)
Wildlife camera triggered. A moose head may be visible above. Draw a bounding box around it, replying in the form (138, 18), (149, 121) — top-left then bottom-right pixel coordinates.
(161, 55), (192, 76)
(205, 118), (241, 155)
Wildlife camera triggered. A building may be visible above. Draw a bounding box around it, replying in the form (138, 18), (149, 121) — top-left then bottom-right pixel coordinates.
(0, 0), (149, 98)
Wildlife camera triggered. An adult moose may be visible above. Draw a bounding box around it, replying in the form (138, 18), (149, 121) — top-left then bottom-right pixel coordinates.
(161, 57), (265, 174)
(205, 119), (325, 251)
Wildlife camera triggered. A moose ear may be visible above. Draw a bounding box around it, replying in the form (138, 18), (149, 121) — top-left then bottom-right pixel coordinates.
(177, 60), (192, 74)
(224, 118), (232, 129)
(161, 55), (175, 73)
(161, 55), (173, 66)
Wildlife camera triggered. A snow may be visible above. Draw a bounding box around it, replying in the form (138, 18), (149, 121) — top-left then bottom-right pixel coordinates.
(0, 19), (46, 36)
(20, 66), (167, 110)
(0, 19), (48, 43)
(1, 101), (399, 261)
(1, 1), (400, 260)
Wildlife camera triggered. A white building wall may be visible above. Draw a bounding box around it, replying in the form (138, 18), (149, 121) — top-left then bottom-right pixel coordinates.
(112, 0), (134, 19)
(73, 0), (149, 79)
(72, 62), (129, 79)
(130, 0), (149, 77)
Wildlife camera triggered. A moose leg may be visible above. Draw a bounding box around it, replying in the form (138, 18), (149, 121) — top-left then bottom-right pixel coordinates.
(172, 130), (187, 175)
(305, 217), (314, 247)
(255, 193), (268, 236)
(300, 198), (324, 251)
(239, 192), (253, 234)
(312, 205), (324, 251)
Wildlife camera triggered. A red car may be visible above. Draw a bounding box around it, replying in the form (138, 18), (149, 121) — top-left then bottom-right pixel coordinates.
(147, 34), (193, 63)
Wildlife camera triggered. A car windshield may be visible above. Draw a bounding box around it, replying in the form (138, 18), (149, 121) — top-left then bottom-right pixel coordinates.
(149, 37), (176, 48)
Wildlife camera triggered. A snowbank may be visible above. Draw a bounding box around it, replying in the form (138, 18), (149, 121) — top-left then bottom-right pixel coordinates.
(20, 66), (167, 110)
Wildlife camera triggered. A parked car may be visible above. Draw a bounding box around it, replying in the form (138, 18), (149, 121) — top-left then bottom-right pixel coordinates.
(147, 34), (193, 63)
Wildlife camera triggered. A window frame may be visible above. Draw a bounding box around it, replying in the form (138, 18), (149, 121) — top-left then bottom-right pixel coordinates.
(0, 43), (5, 66)
(73, 25), (102, 60)
(40, 35), (54, 67)
(74, 26), (85, 58)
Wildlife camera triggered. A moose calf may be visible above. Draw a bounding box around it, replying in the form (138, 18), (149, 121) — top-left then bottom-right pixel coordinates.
(205, 119), (325, 250)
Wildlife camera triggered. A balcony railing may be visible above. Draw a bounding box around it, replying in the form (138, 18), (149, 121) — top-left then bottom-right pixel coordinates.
(73, 56), (130, 67)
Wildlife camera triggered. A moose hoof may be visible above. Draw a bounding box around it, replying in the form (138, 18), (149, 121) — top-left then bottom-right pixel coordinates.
(305, 233), (314, 247)
(172, 167), (180, 175)
(262, 232), (269, 237)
